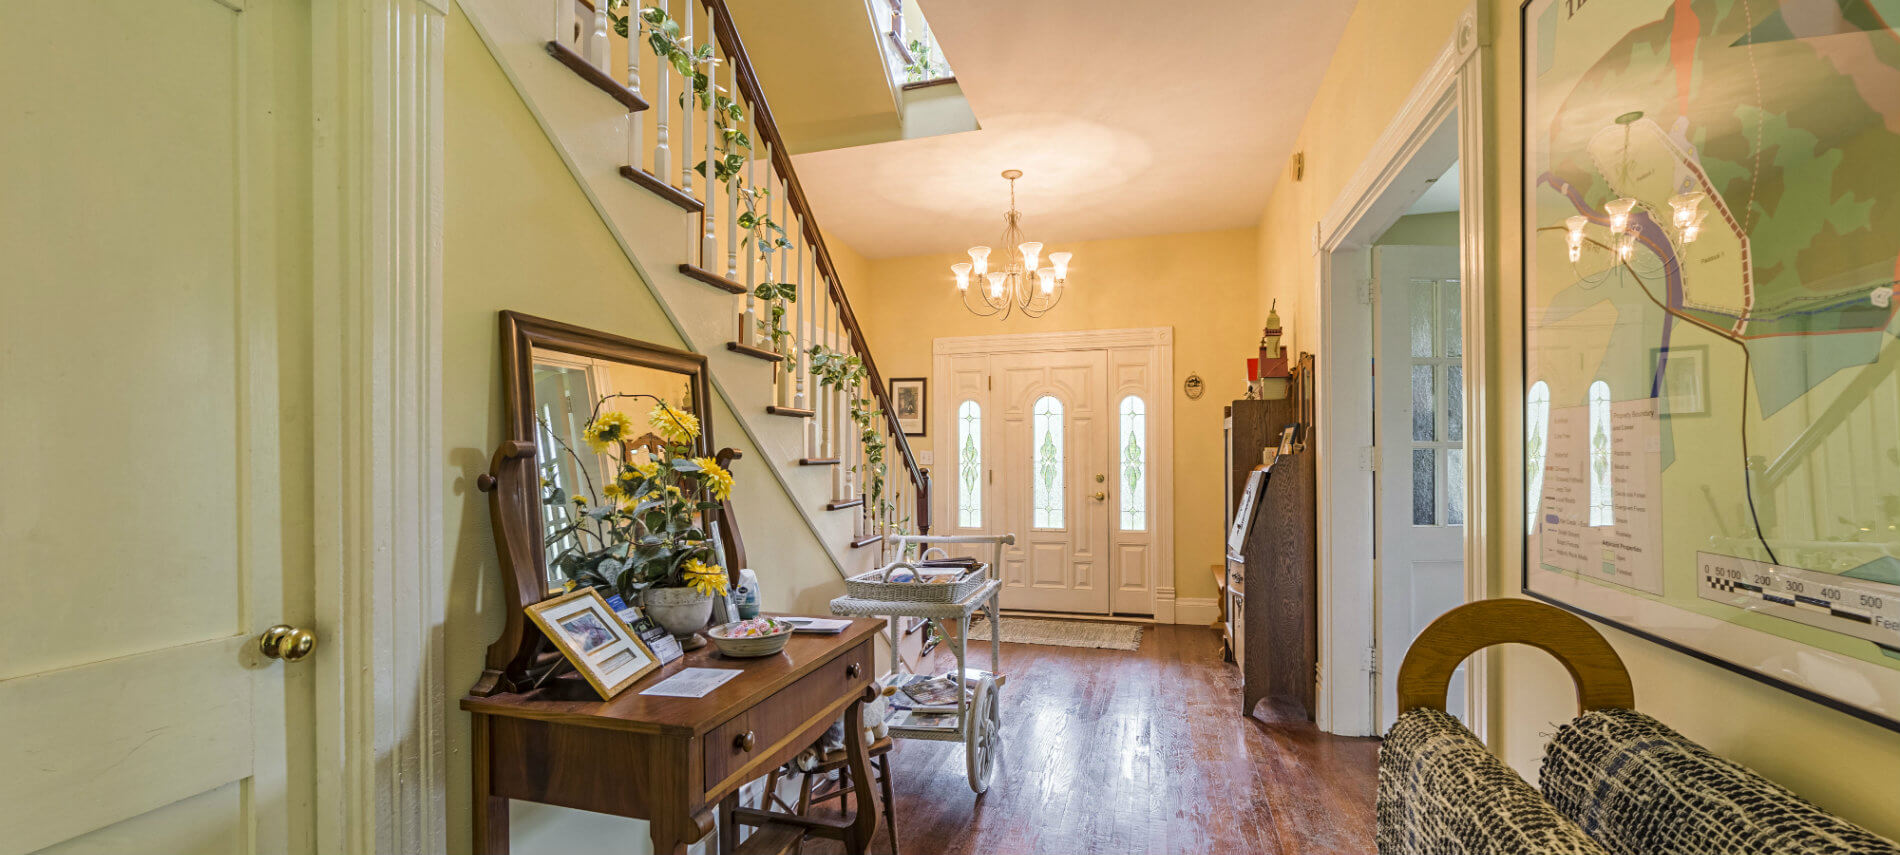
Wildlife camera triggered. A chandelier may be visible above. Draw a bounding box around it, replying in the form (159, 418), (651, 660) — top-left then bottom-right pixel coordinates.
(951, 169), (1071, 319)
(1562, 111), (1709, 284)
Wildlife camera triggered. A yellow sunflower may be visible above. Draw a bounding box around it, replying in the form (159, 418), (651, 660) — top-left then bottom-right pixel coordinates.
(681, 558), (729, 597)
(602, 481), (627, 502)
(630, 459), (662, 480)
(693, 457), (733, 500)
(649, 403), (700, 446)
(583, 411), (634, 452)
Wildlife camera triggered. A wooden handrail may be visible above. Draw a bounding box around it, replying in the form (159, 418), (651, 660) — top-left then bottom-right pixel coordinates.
(702, 0), (930, 532)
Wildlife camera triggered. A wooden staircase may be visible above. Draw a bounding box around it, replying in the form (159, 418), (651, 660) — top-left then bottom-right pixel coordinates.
(460, 0), (929, 575)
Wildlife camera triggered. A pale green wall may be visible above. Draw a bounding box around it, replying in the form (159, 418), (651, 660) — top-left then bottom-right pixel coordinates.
(442, 6), (846, 852)
(1255, 0), (1900, 838)
(1376, 211), (1460, 246)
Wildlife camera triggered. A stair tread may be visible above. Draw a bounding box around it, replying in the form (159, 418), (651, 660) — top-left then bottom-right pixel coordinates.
(765, 405), (815, 418)
(680, 263), (746, 295)
(544, 41), (648, 112)
(826, 498), (864, 511)
(620, 166), (704, 213)
(726, 342), (784, 362)
(798, 458), (840, 466)
(849, 534), (885, 549)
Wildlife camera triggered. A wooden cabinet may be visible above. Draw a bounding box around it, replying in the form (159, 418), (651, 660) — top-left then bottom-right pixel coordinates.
(1222, 357), (1318, 721)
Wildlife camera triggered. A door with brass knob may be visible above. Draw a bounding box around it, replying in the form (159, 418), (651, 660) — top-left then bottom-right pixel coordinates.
(5, 5), (325, 849)
(259, 625), (318, 662)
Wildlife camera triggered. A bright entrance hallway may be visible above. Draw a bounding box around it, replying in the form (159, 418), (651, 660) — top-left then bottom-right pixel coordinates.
(7, 0), (1900, 852)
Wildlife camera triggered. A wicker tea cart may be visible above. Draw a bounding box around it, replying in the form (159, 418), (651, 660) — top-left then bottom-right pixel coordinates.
(828, 534), (1014, 794)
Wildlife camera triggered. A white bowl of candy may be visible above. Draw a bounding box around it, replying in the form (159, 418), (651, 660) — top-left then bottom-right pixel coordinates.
(707, 617), (796, 658)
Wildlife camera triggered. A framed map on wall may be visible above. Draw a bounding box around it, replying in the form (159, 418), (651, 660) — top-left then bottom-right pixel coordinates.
(1521, 0), (1900, 730)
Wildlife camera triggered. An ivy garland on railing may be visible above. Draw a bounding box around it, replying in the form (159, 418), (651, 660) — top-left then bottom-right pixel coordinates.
(602, 4), (914, 529)
(608, 1), (795, 367)
(808, 345), (902, 528)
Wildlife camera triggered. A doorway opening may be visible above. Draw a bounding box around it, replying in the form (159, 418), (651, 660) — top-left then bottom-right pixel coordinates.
(1311, 15), (1492, 736)
(1371, 156), (1467, 733)
(931, 329), (1175, 618)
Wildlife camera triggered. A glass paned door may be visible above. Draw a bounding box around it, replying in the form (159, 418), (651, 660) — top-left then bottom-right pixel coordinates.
(1407, 277), (1465, 526)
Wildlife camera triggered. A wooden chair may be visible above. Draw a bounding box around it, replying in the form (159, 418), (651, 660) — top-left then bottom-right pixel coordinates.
(791, 736), (899, 855)
(730, 687), (884, 855)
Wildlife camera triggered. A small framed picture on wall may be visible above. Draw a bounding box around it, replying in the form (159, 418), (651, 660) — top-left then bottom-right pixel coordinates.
(890, 377), (927, 436)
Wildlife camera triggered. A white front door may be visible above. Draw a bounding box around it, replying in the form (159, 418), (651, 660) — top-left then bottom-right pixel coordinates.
(0, 1), (315, 851)
(994, 350), (1113, 613)
(1374, 245), (1468, 731)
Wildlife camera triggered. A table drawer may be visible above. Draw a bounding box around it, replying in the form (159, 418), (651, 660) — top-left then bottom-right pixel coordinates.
(701, 640), (873, 792)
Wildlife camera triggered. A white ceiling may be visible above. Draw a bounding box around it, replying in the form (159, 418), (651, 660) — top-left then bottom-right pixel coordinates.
(788, 0), (1360, 259)
(1407, 162), (1460, 215)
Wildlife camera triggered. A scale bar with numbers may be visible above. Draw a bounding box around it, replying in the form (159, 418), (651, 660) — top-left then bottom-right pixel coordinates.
(1697, 552), (1900, 653)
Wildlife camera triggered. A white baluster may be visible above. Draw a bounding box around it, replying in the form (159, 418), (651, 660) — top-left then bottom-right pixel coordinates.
(626, 1), (642, 170)
(653, 0), (670, 185)
(552, 0), (570, 48)
(701, 0), (717, 265)
(726, 77), (741, 279)
(680, 1), (695, 199)
(590, 2), (610, 70)
(740, 139), (759, 346)
(793, 220), (807, 413)
(775, 171), (790, 406)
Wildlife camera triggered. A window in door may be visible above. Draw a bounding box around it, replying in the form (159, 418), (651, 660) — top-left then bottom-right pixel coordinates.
(1032, 394), (1065, 529)
(1409, 277), (1465, 526)
(957, 400), (983, 528)
(1119, 395), (1146, 531)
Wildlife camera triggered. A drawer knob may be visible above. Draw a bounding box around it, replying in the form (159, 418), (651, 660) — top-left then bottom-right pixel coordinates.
(845, 662), (863, 679)
(735, 731), (755, 752)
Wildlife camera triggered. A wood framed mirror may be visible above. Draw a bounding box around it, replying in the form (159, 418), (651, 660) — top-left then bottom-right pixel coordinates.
(472, 311), (745, 697)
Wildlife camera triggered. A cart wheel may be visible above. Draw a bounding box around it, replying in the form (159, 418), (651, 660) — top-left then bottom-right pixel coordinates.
(965, 674), (1000, 794)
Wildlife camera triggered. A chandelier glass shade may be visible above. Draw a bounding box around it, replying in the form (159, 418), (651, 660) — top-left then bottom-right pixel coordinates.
(1562, 112), (1710, 285)
(954, 170), (1070, 319)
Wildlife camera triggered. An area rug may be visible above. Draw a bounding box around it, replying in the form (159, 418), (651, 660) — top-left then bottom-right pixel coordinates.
(966, 617), (1143, 651)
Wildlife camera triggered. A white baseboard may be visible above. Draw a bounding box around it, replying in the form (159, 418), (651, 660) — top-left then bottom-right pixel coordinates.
(1173, 597), (1219, 626)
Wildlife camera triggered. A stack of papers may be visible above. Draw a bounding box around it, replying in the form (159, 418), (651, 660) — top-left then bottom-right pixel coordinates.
(781, 616), (850, 634)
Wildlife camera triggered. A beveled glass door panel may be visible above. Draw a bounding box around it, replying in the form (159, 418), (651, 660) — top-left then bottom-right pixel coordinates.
(993, 350), (1111, 614)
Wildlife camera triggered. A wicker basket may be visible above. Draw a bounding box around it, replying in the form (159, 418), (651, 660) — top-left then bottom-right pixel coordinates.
(844, 563), (989, 604)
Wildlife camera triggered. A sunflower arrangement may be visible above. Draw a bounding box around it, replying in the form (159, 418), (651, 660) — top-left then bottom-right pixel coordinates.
(542, 395), (733, 603)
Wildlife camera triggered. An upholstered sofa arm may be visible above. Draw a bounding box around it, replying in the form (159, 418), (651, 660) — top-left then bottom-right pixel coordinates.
(1380, 708), (1612, 854)
(1541, 708), (1900, 855)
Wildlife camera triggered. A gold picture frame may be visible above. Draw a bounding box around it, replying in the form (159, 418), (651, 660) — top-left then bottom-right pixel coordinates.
(525, 588), (660, 700)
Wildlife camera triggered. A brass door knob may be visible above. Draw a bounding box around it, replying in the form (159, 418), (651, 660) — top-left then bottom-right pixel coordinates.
(1092, 491), (1107, 501)
(735, 731), (756, 752)
(846, 662), (863, 679)
(259, 625), (316, 662)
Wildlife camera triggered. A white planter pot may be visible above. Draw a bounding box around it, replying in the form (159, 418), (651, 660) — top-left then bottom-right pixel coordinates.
(642, 586), (714, 648)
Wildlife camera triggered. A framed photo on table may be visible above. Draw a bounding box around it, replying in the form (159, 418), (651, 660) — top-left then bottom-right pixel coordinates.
(526, 587), (660, 700)
(890, 377), (927, 436)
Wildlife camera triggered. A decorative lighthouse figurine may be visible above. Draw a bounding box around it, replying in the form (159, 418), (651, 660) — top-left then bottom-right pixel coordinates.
(1258, 301), (1291, 399)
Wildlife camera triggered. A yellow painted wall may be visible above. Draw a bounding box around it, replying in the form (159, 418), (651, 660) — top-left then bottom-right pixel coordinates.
(1255, 0), (1900, 838)
(443, 6), (851, 852)
(842, 228), (1263, 605)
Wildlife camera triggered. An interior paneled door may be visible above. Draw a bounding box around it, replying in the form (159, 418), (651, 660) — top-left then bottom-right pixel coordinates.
(0, 1), (314, 852)
(1373, 245), (1467, 731)
(993, 351), (1113, 613)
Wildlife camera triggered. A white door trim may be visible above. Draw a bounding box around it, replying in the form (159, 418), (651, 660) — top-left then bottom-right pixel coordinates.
(931, 328), (1177, 620)
(1312, 3), (1492, 739)
(311, 1), (450, 852)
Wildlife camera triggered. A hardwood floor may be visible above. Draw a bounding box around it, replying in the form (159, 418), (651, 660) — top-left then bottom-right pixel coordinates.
(805, 624), (1378, 855)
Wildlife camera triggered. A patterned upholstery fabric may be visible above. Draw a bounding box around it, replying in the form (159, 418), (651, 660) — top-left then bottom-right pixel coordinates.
(1541, 708), (1900, 855)
(1379, 708), (1611, 855)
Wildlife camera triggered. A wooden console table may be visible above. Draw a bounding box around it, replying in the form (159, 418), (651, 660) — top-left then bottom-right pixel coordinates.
(462, 616), (885, 855)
